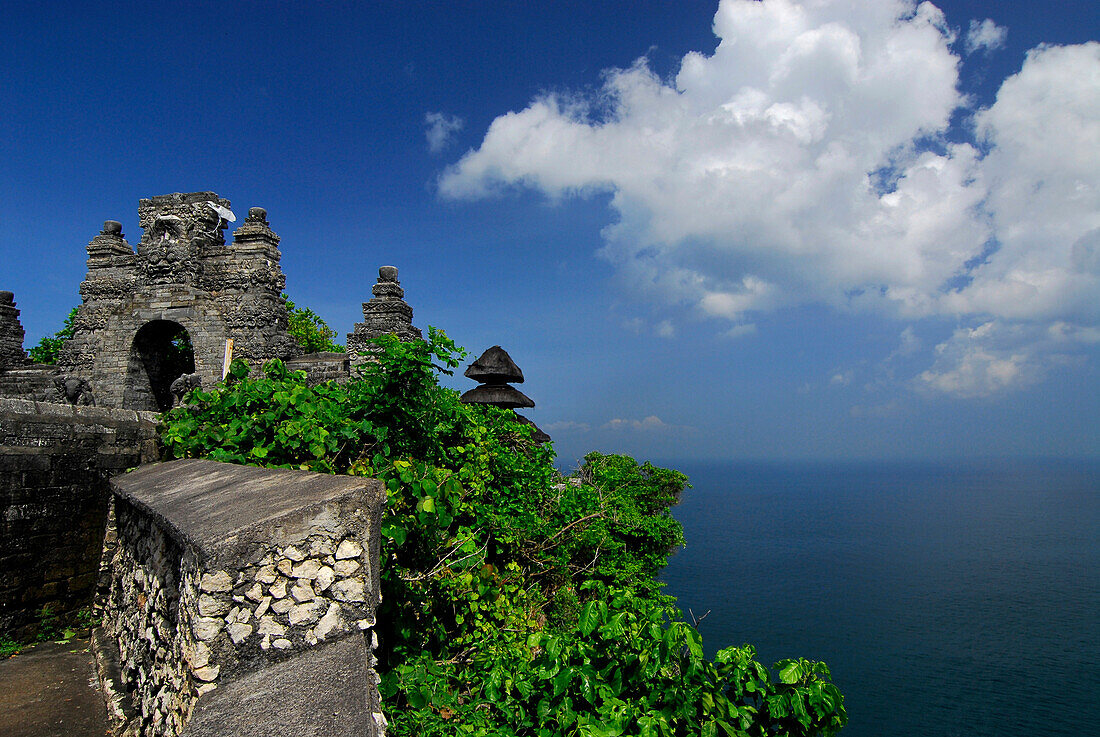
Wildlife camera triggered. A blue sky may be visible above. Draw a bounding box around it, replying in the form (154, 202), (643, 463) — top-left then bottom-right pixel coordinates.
(2, 1), (1098, 465)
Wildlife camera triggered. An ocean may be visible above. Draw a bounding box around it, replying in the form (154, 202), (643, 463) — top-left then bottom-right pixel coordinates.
(657, 459), (1100, 737)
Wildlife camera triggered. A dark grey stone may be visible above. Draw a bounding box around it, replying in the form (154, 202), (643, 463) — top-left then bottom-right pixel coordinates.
(51, 192), (301, 412)
(460, 383), (536, 408)
(182, 636), (378, 737)
(346, 265), (422, 364)
(464, 345), (525, 384)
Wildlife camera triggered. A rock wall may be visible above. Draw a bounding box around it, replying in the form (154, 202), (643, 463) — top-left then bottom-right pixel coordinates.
(98, 459), (386, 737)
(0, 398), (159, 640)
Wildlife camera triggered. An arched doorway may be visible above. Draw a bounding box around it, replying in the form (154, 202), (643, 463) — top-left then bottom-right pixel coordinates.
(123, 320), (195, 412)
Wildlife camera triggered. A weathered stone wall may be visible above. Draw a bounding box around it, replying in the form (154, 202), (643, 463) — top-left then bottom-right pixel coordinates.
(0, 365), (57, 401)
(285, 352), (351, 385)
(0, 398), (159, 640)
(58, 193), (300, 412)
(99, 459), (386, 737)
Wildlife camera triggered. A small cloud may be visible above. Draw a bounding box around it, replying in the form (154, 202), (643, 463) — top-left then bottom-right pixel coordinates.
(915, 321), (1041, 398)
(830, 370), (853, 387)
(604, 415), (672, 432)
(545, 420), (591, 433)
(965, 19), (1007, 55)
(425, 112), (464, 153)
(722, 323), (757, 340)
(797, 382), (812, 395)
(622, 317), (677, 338)
(893, 326), (921, 358)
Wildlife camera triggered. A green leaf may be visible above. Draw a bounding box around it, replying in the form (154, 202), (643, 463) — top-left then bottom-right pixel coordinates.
(579, 602), (599, 636)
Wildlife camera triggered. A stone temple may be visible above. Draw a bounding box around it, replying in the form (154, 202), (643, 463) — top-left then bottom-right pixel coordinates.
(58, 192), (299, 411)
(0, 191), (425, 411)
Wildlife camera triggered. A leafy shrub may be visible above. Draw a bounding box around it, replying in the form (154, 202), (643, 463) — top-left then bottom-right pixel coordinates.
(284, 294), (343, 352)
(28, 307), (78, 364)
(160, 328), (846, 736)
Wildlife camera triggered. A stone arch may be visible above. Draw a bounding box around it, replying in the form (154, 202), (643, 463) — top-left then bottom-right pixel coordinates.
(57, 193), (300, 410)
(123, 320), (195, 412)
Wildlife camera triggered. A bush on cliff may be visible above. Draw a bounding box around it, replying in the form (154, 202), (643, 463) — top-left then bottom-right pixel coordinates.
(160, 329), (846, 737)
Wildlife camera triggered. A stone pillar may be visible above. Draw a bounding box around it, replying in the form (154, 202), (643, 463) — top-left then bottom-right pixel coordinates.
(0, 291), (27, 370)
(346, 266), (422, 368)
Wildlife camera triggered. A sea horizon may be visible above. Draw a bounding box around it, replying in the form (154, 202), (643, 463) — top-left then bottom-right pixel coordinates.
(658, 456), (1099, 737)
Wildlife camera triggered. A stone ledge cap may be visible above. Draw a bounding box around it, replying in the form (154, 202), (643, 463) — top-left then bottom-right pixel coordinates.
(110, 459), (384, 561)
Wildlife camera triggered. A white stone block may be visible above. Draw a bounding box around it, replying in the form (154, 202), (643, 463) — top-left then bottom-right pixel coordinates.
(334, 559), (360, 577)
(197, 594), (229, 618)
(315, 566), (335, 591)
(199, 571), (233, 593)
(335, 539), (363, 560)
(290, 581), (316, 603)
(192, 617), (224, 642)
(331, 578), (365, 603)
(291, 559), (322, 580)
(227, 622), (252, 644)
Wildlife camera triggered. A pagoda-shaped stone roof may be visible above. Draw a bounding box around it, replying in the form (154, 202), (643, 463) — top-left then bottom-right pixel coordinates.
(460, 346), (533, 408)
(464, 345), (524, 384)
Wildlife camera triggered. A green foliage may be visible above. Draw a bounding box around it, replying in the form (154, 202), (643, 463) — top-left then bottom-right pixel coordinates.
(160, 329), (846, 736)
(0, 638), (23, 658)
(28, 307), (78, 364)
(283, 294), (343, 353)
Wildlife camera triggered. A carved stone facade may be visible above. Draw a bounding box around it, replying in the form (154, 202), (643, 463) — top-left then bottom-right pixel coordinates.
(57, 193), (300, 411)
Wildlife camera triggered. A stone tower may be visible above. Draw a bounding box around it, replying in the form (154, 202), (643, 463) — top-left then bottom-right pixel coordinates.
(0, 291), (27, 371)
(58, 192), (299, 411)
(345, 266), (422, 367)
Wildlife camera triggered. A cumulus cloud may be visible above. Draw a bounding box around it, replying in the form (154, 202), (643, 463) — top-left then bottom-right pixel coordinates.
(964, 19), (1007, 55)
(915, 320), (1092, 398)
(916, 322), (1040, 397)
(830, 370), (853, 386)
(439, 0), (1100, 396)
(425, 112), (464, 153)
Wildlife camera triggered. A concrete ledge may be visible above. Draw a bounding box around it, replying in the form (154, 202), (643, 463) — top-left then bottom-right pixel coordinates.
(111, 459), (384, 575)
(182, 635), (380, 737)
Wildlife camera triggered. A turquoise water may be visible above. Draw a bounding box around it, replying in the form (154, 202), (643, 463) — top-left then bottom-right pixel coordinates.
(658, 459), (1100, 737)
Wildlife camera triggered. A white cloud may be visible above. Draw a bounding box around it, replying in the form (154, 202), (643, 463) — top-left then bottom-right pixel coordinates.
(916, 322), (1040, 398)
(425, 112), (464, 153)
(965, 19), (1007, 55)
(655, 319), (676, 338)
(604, 415), (673, 431)
(830, 370), (853, 386)
(440, 0), (1100, 395)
